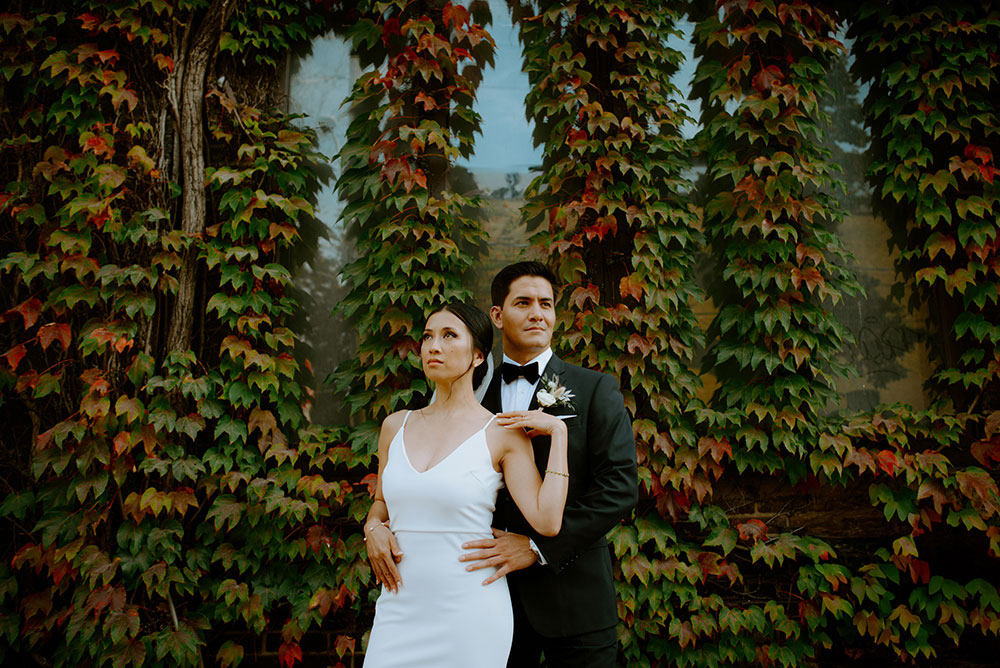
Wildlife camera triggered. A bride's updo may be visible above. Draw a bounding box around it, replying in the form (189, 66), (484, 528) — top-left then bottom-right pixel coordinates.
(427, 302), (493, 387)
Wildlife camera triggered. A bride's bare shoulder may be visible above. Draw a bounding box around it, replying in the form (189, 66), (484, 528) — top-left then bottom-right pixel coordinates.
(486, 420), (530, 451)
(381, 410), (408, 434)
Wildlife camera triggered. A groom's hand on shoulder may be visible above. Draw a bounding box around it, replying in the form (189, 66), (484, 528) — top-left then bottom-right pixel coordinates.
(460, 528), (537, 585)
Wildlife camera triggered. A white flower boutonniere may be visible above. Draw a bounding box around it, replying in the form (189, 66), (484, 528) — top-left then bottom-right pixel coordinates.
(536, 374), (575, 409)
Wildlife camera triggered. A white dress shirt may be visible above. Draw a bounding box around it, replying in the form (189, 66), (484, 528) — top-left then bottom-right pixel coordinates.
(500, 348), (553, 412)
(500, 347), (554, 565)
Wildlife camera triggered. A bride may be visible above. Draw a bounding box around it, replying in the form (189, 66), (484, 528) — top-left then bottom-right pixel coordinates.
(362, 302), (569, 667)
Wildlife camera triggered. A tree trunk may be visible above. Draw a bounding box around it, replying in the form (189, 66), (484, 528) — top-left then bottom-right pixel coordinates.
(166, 0), (240, 353)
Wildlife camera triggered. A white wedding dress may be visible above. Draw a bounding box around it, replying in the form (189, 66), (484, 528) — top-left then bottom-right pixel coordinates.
(363, 411), (513, 667)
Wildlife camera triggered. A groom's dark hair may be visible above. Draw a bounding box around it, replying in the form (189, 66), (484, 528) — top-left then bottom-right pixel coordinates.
(491, 261), (558, 307)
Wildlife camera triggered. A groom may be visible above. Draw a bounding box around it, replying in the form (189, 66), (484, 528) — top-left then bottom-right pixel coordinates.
(461, 261), (638, 667)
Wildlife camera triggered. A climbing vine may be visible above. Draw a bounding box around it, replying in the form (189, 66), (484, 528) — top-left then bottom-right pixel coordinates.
(514, 0), (707, 660)
(0, 2), (357, 666)
(2, 0), (999, 666)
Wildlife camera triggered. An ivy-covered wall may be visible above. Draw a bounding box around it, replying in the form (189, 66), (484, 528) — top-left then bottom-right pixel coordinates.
(1, 1), (998, 667)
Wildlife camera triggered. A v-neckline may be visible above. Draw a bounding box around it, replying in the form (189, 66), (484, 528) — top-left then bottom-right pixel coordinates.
(399, 414), (493, 474)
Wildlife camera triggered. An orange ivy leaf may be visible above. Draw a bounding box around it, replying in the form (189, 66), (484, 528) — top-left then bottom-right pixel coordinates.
(113, 431), (132, 456)
(442, 2), (470, 29)
(619, 275), (644, 301)
(795, 243), (823, 265)
(82, 133), (114, 158)
(361, 473), (378, 497)
(876, 450), (899, 476)
(153, 53), (174, 72)
(414, 91), (438, 110)
(698, 436), (731, 463)
(334, 635), (356, 658)
(916, 480), (951, 514)
(248, 408), (277, 437)
(170, 488), (198, 516)
(985, 411), (1000, 437)
(955, 470), (1000, 515)
(217, 641), (244, 668)
(308, 588), (337, 617)
(569, 284), (599, 309)
(926, 233), (956, 259)
(38, 323), (71, 351)
(737, 518), (767, 543)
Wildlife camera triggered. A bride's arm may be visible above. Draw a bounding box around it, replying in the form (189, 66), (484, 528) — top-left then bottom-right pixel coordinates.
(496, 414), (569, 536)
(364, 411), (405, 593)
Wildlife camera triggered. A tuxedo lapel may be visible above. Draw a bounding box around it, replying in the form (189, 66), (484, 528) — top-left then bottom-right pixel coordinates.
(528, 354), (568, 470)
(481, 357), (503, 413)
(530, 353), (564, 411)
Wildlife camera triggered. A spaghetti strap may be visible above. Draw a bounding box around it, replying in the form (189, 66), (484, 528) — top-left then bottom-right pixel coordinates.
(480, 414), (496, 432)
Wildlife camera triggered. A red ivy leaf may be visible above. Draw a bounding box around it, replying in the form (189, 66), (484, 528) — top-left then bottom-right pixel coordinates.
(965, 144), (993, 164)
(78, 13), (102, 31)
(8, 297), (43, 330)
(876, 450), (898, 476)
(278, 642), (302, 668)
(909, 557), (930, 584)
(4, 344), (26, 371)
(361, 473), (378, 497)
(38, 323), (71, 351)
(382, 17), (401, 44)
(306, 525), (333, 555)
(626, 334), (651, 356)
(752, 65), (783, 94)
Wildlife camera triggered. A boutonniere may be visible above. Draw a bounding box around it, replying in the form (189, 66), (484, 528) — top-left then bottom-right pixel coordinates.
(536, 373), (575, 409)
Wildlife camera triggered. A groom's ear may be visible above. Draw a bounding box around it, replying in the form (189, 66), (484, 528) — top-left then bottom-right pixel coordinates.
(489, 305), (503, 328)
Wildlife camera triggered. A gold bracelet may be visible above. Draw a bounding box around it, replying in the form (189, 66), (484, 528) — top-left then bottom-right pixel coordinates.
(545, 469), (569, 478)
(362, 522), (383, 541)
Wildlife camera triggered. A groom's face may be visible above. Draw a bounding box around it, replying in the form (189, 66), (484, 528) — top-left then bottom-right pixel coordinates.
(490, 275), (556, 361)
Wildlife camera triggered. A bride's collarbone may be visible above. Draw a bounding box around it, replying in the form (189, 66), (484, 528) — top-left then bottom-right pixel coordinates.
(402, 413), (493, 470)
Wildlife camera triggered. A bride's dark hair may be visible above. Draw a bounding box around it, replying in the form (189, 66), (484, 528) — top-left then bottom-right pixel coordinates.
(426, 302), (493, 387)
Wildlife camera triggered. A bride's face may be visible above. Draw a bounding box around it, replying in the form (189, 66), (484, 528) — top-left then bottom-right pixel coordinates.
(421, 310), (483, 383)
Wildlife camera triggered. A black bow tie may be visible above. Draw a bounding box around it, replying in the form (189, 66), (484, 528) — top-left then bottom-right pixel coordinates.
(501, 361), (540, 384)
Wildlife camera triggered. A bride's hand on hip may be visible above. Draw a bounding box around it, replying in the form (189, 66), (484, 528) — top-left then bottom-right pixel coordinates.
(366, 522), (403, 593)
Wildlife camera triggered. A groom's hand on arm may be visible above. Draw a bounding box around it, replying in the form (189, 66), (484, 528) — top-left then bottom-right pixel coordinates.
(460, 528), (537, 585)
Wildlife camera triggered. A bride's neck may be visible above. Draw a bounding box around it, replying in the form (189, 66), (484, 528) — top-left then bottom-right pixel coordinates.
(429, 381), (479, 413)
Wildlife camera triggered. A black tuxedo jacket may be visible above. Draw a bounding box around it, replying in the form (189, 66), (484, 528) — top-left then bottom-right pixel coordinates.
(482, 354), (637, 637)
